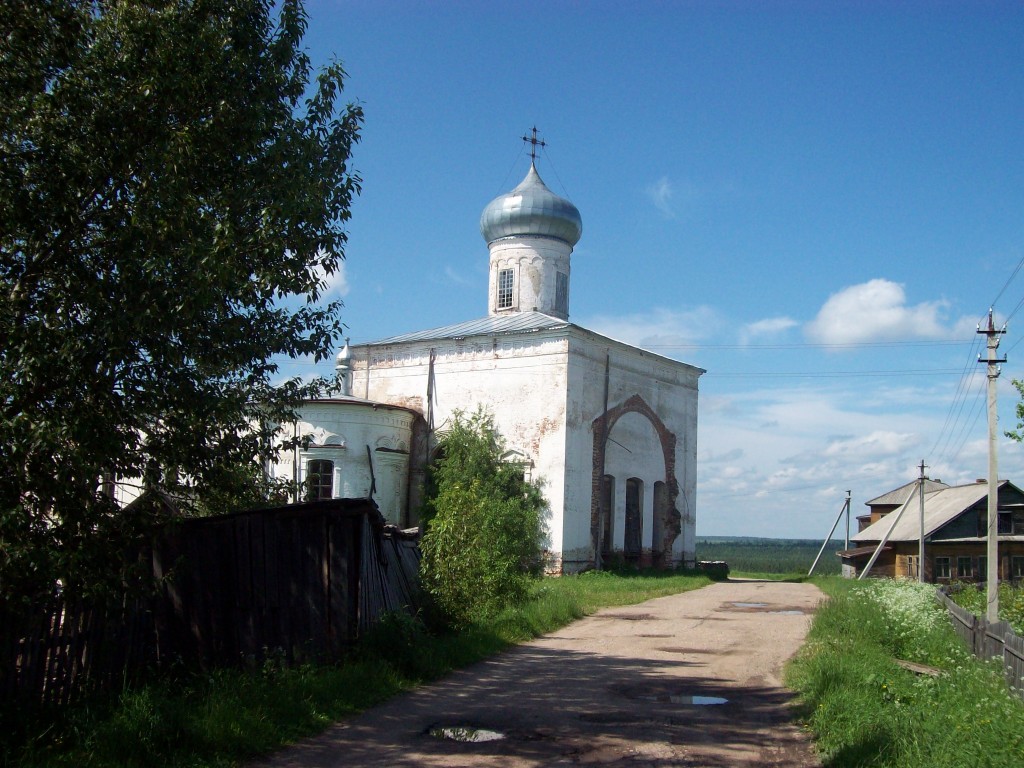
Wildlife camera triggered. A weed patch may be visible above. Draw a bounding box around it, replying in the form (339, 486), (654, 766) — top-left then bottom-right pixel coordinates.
(789, 577), (1024, 767)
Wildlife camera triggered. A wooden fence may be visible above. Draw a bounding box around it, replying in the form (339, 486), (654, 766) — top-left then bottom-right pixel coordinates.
(0, 499), (421, 711)
(936, 588), (1024, 697)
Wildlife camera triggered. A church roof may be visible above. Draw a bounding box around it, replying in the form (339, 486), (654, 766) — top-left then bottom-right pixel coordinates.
(359, 312), (705, 377)
(364, 311), (569, 345)
(479, 162), (582, 246)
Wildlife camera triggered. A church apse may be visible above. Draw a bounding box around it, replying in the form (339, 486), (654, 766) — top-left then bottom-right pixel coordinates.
(591, 394), (682, 569)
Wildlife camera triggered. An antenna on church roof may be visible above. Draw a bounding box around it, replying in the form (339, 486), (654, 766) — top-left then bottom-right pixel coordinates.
(521, 126), (546, 161)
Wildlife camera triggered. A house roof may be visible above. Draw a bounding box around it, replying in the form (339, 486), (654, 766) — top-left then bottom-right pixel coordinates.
(852, 481), (1008, 543)
(839, 545), (892, 559)
(865, 478), (949, 507)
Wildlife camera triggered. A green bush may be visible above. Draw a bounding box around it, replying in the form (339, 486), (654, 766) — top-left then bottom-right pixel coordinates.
(419, 408), (546, 627)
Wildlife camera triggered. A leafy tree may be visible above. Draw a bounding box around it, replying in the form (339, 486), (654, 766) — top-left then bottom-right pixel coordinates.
(1006, 379), (1024, 442)
(419, 408), (547, 626)
(0, 0), (362, 602)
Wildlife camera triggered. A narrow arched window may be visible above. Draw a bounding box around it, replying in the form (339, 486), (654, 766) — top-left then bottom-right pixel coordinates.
(601, 474), (615, 555)
(497, 268), (514, 309)
(625, 477), (643, 557)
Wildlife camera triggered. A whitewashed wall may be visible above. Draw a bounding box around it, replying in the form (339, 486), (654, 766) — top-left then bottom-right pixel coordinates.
(564, 330), (702, 569)
(269, 400), (415, 526)
(353, 333), (571, 557)
(352, 325), (701, 571)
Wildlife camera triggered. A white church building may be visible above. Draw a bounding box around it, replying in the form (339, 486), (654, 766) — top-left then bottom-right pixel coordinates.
(276, 151), (703, 572)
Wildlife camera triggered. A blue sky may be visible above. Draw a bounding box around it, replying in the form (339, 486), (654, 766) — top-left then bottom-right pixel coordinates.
(289, 1), (1024, 539)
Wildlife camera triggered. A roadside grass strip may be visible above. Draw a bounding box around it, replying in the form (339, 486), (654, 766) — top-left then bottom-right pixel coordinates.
(788, 578), (1024, 768)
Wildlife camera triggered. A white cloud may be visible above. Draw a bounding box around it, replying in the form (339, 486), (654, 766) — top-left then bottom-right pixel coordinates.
(739, 316), (798, 345)
(805, 278), (949, 344)
(821, 430), (919, 460)
(581, 306), (719, 349)
(646, 176), (675, 219)
(314, 258), (350, 298)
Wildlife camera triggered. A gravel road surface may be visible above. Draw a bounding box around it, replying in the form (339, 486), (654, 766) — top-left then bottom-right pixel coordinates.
(251, 579), (824, 767)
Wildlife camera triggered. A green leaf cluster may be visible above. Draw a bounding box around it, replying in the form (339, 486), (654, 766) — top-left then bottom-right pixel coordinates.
(419, 408), (547, 626)
(0, 0), (362, 602)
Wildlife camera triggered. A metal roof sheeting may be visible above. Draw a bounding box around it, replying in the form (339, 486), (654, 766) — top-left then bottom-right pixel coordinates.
(852, 481), (1002, 543)
(864, 478), (950, 507)
(361, 311), (569, 346)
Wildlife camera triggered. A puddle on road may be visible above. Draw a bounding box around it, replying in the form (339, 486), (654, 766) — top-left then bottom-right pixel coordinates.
(429, 726), (506, 743)
(674, 695), (729, 706)
(637, 693), (730, 706)
(731, 602), (806, 615)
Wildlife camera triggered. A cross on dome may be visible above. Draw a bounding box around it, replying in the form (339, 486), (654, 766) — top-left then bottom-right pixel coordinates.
(521, 126), (546, 161)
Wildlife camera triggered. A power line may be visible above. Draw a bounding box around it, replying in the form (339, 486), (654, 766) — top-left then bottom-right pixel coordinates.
(989, 253), (1024, 309)
(705, 368), (964, 379)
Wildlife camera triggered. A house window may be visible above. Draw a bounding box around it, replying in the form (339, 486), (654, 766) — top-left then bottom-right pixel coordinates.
(934, 557), (951, 580)
(306, 459), (334, 500)
(497, 268), (514, 309)
(957, 556), (972, 579)
(906, 555), (919, 579)
(555, 271), (568, 314)
(1013, 557), (1024, 579)
(998, 511), (1013, 535)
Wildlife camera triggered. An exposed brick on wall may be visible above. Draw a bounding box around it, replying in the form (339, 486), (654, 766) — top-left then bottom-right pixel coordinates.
(590, 394), (681, 568)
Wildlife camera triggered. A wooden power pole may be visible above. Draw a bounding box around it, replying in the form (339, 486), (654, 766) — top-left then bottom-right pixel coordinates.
(918, 460), (926, 583)
(978, 310), (1006, 623)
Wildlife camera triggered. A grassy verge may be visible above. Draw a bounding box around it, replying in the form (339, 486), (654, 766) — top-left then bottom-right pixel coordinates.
(4, 569), (710, 768)
(787, 577), (1024, 767)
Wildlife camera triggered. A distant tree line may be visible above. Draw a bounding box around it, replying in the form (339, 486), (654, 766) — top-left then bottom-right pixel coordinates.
(696, 537), (843, 576)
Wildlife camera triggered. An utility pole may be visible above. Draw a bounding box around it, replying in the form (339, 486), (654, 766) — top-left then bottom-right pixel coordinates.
(809, 492), (851, 577)
(918, 460), (926, 583)
(845, 489), (851, 550)
(978, 310), (1006, 623)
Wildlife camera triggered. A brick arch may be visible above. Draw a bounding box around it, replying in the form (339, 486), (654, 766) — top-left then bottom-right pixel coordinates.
(591, 394), (681, 567)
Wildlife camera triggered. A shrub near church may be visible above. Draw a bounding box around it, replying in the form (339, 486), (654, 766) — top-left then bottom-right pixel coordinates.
(419, 408), (546, 626)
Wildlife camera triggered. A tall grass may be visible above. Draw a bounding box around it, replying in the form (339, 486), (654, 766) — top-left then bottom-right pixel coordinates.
(788, 577), (1024, 767)
(3, 570), (710, 768)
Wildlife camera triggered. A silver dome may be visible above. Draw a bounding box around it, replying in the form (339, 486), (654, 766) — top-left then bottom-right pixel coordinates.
(479, 163), (582, 246)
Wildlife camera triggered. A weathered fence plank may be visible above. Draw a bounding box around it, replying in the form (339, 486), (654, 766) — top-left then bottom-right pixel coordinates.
(937, 587), (1024, 698)
(2, 498), (421, 711)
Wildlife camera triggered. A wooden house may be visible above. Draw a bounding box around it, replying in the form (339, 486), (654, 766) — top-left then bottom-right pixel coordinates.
(840, 479), (1024, 582)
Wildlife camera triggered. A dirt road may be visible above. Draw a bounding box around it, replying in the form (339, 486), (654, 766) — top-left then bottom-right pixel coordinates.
(251, 579), (823, 767)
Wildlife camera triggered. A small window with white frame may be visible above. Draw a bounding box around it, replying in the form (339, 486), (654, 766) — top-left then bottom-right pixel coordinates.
(935, 556), (951, 580)
(497, 268), (514, 310)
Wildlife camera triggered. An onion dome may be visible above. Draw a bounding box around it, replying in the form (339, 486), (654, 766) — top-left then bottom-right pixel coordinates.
(480, 163), (582, 246)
